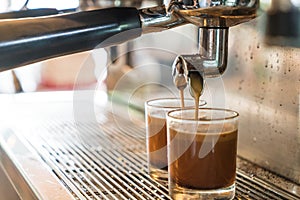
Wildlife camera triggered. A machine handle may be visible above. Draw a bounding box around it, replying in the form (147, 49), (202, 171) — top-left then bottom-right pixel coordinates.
(0, 7), (142, 71)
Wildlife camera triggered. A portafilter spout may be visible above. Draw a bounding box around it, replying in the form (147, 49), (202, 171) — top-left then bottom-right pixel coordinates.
(169, 0), (259, 96)
(0, 0), (258, 72)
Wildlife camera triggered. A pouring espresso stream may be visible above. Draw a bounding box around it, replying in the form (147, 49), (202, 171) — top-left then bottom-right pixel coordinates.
(188, 71), (204, 119)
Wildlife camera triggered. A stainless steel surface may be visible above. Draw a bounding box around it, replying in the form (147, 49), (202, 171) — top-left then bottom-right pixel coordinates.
(141, 0), (258, 33)
(198, 28), (228, 76)
(214, 16), (300, 184)
(0, 92), (299, 199)
(166, 0), (258, 27)
(0, 129), (74, 200)
(139, 5), (186, 34)
(172, 28), (228, 96)
(172, 28), (228, 92)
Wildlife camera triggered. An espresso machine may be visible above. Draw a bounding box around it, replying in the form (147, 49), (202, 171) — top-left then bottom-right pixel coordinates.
(0, 0), (299, 199)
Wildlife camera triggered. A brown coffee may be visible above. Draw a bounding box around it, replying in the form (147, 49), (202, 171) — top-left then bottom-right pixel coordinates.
(147, 115), (168, 170)
(188, 71), (204, 120)
(169, 127), (237, 189)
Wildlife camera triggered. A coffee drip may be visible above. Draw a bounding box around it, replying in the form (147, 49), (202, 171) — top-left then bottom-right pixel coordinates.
(188, 71), (204, 118)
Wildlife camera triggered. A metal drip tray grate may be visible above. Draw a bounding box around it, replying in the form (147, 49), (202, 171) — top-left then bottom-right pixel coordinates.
(14, 110), (299, 200)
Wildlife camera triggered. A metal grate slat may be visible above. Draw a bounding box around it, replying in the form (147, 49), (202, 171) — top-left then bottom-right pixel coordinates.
(41, 122), (139, 200)
(63, 143), (149, 199)
(98, 150), (169, 199)
(236, 176), (274, 199)
(40, 142), (103, 199)
(106, 150), (170, 196)
(236, 171), (298, 200)
(54, 144), (121, 200)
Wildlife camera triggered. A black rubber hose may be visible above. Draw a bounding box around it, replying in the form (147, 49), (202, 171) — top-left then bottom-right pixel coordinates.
(0, 7), (142, 71)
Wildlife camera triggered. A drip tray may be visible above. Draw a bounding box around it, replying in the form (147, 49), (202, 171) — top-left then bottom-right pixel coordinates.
(0, 92), (299, 200)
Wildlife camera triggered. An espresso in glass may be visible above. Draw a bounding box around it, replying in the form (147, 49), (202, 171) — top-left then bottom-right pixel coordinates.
(145, 98), (206, 181)
(147, 115), (168, 171)
(167, 108), (239, 199)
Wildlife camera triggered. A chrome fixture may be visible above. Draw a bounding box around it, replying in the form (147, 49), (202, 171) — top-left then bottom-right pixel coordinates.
(163, 0), (258, 91)
(172, 27), (228, 91)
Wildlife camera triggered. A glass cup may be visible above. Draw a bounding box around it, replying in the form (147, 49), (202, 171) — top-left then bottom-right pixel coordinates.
(145, 98), (206, 181)
(167, 108), (239, 199)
